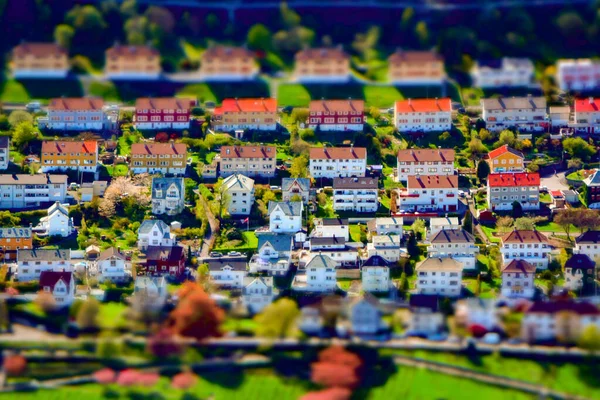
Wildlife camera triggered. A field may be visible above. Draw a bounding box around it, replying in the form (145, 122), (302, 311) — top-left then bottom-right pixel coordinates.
(214, 231), (259, 252)
(98, 302), (128, 329)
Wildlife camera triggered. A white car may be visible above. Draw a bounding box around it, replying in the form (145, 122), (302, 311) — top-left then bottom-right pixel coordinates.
(482, 332), (501, 345)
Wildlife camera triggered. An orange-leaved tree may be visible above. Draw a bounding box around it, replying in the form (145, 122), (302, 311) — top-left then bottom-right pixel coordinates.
(310, 346), (363, 390)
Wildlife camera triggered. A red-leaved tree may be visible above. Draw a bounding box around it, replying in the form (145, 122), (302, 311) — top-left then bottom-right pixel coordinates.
(310, 346), (362, 389)
(93, 368), (116, 384)
(117, 369), (141, 387)
(138, 372), (160, 387)
(5, 287), (18, 297)
(155, 132), (169, 142)
(147, 327), (182, 358)
(3, 355), (26, 376)
(171, 372), (198, 390)
(300, 387), (352, 400)
(166, 282), (224, 341)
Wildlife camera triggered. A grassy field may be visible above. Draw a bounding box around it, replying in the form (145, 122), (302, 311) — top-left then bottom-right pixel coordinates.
(535, 221), (579, 234)
(104, 164), (129, 177)
(277, 83), (311, 107)
(214, 231), (259, 252)
(566, 171), (585, 181)
(480, 225), (501, 243)
(98, 302), (128, 329)
(175, 83), (217, 104)
(363, 85), (402, 108)
(88, 81), (121, 102)
(0, 79), (30, 103)
(539, 193), (552, 203)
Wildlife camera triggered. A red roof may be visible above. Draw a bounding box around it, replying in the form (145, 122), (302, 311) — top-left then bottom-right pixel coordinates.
(131, 142), (187, 156)
(135, 98), (192, 111)
(39, 271), (72, 290)
(407, 175), (457, 189)
(214, 98), (277, 114)
(488, 172), (540, 187)
(395, 98), (451, 113)
(49, 98), (104, 111)
(309, 147), (367, 160)
(220, 145), (276, 159)
(42, 141), (98, 154)
(574, 98), (600, 113)
(550, 190), (563, 198)
(487, 145), (523, 160)
(309, 99), (364, 113)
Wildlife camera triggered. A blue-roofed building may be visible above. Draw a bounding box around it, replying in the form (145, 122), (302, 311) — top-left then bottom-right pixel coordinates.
(268, 201), (303, 233)
(137, 219), (176, 250)
(151, 177), (185, 216)
(249, 233), (293, 275)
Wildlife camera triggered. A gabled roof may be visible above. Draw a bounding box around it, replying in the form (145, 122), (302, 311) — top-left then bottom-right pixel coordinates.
(502, 259), (536, 274)
(152, 177), (184, 200)
(282, 178), (310, 192)
(429, 229), (474, 244)
(268, 201), (302, 217)
(0, 227), (31, 239)
(48, 98), (104, 111)
(295, 47), (349, 61)
(223, 173), (254, 191)
(48, 201), (68, 217)
(367, 217), (403, 232)
(395, 98), (452, 113)
(13, 42), (66, 57)
(488, 173), (540, 187)
(42, 141), (98, 154)
(333, 177), (378, 189)
(309, 99), (364, 113)
(584, 169), (600, 187)
(0, 174), (67, 185)
(408, 175), (457, 189)
(318, 218), (348, 226)
(202, 45), (255, 60)
(214, 98), (277, 114)
(258, 233), (293, 253)
(371, 234), (401, 245)
(481, 96), (546, 111)
(309, 146), (367, 160)
(430, 217), (459, 227)
(39, 271), (72, 289)
(487, 145), (523, 160)
(206, 258), (247, 272)
(389, 50), (442, 64)
(306, 254), (337, 269)
(243, 276), (273, 295)
(310, 236), (346, 246)
(138, 219), (170, 235)
(135, 97), (192, 110)
(106, 44), (159, 58)
(220, 146), (276, 159)
(131, 142), (187, 156)
(145, 245), (185, 263)
(526, 300), (599, 316)
(397, 148), (455, 163)
(19, 249), (70, 262)
(564, 254), (595, 270)
(362, 255), (390, 268)
(574, 98), (600, 113)
(97, 247), (126, 262)
(501, 230), (548, 244)
(416, 257), (463, 272)
(576, 231), (600, 244)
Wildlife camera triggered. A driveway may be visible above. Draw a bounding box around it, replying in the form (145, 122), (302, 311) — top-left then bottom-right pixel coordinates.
(540, 170), (569, 192)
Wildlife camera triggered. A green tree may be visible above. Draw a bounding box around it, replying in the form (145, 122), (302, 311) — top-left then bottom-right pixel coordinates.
(54, 24), (75, 50)
(578, 325), (600, 353)
(204, 13), (220, 30)
(477, 160), (490, 181)
(280, 1), (301, 28)
(289, 155), (308, 178)
(468, 138), (485, 155)
(567, 158), (582, 170)
(76, 298), (100, 330)
(247, 24), (272, 50)
(554, 208), (578, 240)
(290, 108), (309, 125)
(462, 210), (473, 234)
(475, 273), (482, 296)
(254, 298), (300, 338)
(369, 106), (381, 121)
(496, 130), (516, 147)
(495, 216), (514, 234)
(399, 272), (409, 293)
(563, 137), (596, 161)
(514, 217), (535, 230)
(12, 121), (38, 150)
(8, 110), (33, 127)
(407, 232), (419, 260)
(66, 5), (107, 31)
(415, 21), (429, 46)
(439, 131), (451, 141)
(410, 218), (426, 240)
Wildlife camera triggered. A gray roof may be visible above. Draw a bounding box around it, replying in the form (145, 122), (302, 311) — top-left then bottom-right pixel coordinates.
(362, 255), (390, 268)
(310, 236), (346, 246)
(97, 247), (126, 261)
(416, 257), (463, 271)
(206, 257), (247, 272)
(429, 229), (475, 244)
(584, 170), (600, 187)
(0, 227), (31, 239)
(320, 218), (348, 226)
(258, 233), (293, 253)
(0, 137), (9, 150)
(223, 173), (254, 191)
(268, 201), (303, 217)
(243, 276), (273, 295)
(305, 254), (337, 269)
(152, 177), (184, 200)
(48, 201), (68, 216)
(282, 178), (310, 192)
(481, 96), (546, 111)
(18, 249), (70, 262)
(134, 276), (166, 291)
(0, 174), (68, 185)
(333, 177), (378, 189)
(139, 220), (170, 236)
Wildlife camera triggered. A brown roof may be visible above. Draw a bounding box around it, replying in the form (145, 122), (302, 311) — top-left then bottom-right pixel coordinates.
(309, 147), (367, 160)
(397, 149), (455, 163)
(97, 247), (126, 262)
(106, 44), (159, 58)
(13, 42), (66, 57)
(408, 175), (458, 189)
(131, 142), (187, 156)
(333, 177), (378, 189)
(389, 50), (442, 64)
(502, 259), (536, 274)
(220, 146), (276, 159)
(202, 46), (255, 60)
(49, 98), (104, 111)
(309, 100), (364, 113)
(295, 47), (349, 61)
(135, 98), (192, 111)
(42, 141), (98, 154)
(501, 230), (549, 244)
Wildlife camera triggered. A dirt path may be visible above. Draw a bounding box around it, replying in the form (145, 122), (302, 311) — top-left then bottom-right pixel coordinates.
(198, 196), (219, 258)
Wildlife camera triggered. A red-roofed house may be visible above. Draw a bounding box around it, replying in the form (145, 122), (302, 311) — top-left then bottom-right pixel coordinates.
(11, 43), (69, 78)
(574, 97), (600, 133)
(501, 259), (536, 299)
(130, 142), (188, 175)
(395, 175), (459, 212)
(212, 98), (278, 131)
(39, 271), (75, 307)
(393, 98), (452, 132)
(134, 98), (193, 130)
(41, 140), (99, 172)
(487, 172), (540, 211)
(396, 149), (455, 182)
(308, 99), (365, 131)
(309, 146), (367, 178)
(220, 145), (277, 178)
(500, 230), (550, 269)
(105, 44), (161, 80)
(485, 145), (524, 173)
(38, 98), (112, 131)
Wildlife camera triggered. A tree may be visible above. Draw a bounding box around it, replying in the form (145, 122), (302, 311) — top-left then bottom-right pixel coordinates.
(311, 346), (362, 389)
(76, 298), (100, 330)
(291, 108), (309, 125)
(554, 208), (578, 240)
(488, 246), (502, 279)
(254, 298), (300, 338)
(280, 1), (301, 28)
(147, 327), (182, 358)
(369, 106), (381, 121)
(511, 201), (523, 218)
(496, 130), (516, 147)
(8, 110), (33, 127)
(462, 210), (473, 234)
(410, 218), (426, 240)
(99, 175), (151, 218)
(567, 158), (582, 170)
(439, 131), (451, 141)
(415, 21), (429, 46)
(406, 232), (419, 259)
(577, 325), (600, 353)
(475, 273), (481, 296)
(468, 138), (485, 155)
(12, 121), (38, 150)
(563, 137), (596, 161)
(3, 355), (26, 376)
(399, 272), (409, 293)
(247, 24), (272, 50)
(93, 368), (117, 384)
(171, 372), (198, 390)
(479, 129), (492, 141)
(289, 155), (308, 178)
(54, 24), (75, 49)
(513, 217), (535, 231)
(476, 160), (490, 181)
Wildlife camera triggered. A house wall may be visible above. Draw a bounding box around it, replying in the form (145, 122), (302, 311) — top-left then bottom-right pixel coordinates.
(309, 158), (367, 179)
(393, 109), (452, 132)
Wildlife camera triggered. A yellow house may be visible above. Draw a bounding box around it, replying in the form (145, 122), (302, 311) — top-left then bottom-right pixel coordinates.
(105, 44), (161, 79)
(41, 140), (99, 173)
(294, 47), (350, 82)
(130, 142), (188, 175)
(388, 50), (445, 85)
(485, 145), (524, 173)
(11, 42), (69, 78)
(199, 46), (258, 80)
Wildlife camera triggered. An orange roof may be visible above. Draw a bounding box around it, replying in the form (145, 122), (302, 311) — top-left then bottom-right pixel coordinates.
(487, 145), (523, 160)
(106, 45), (159, 58)
(574, 98), (600, 113)
(501, 230), (549, 244)
(309, 99), (364, 113)
(407, 175), (457, 189)
(135, 98), (192, 111)
(131, 142), (187, 156)
(309, 147), (367, 160)
(395, 98), (452, 113)
(214, 98), (277, 114)
(49, 98), (104, 111)
(488, 173), (540, 187)
(220, 145), (276, 159)
(13, 42), (66, 57)
(42, 141), (98, 154)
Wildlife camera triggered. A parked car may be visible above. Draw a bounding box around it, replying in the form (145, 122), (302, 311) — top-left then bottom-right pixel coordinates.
(482, 332), (501, 344)
(209, 252), (222, 258)
(26, 101), (41, 112)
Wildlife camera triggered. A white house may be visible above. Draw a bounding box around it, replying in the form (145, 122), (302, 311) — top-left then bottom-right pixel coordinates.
(33, 202), (73, 238)
(549, 106), (571, 128)
(249, 233), (293, 275)
(333, 177), (379, 213)
(206, 256), (247, 288)
(268, 201), (303, 233)
(293, 254), (337, 292)
(487, 172), (540, 211)
(427, 229), (479, 270)
(573, 97), (600, 133)
(408, 294), (445, 336)
(242, 276), (275, 314)
(96, 247), (129, 283)
(361, 255), (390, 292)
(500, 229), (550, 270)
(347, 295), (387, 338)
(0, 174), (68, 209)
(396, 175), (459, 213)
(415, 257), (464, 297)
(310, 218), (349, 241)
(17, 249), (72, 282)
(501, 259), (536, 299)
(556, 59), (600, 91)
(39, 271), (75, 307)
(393, 98), (452, 132)
(309, 146), (367, 179)
(0, 137), (9, 170)
(366, 234), (402, 263)
(396, 149), (455, 182)
(367, 217), (404, 237)
(429, 216), (460, 236)
(574, 231), (600, 265)
(564, 254), (595, 293)
(471, 58), (534, 88)
(306, 236), (358, 267)
(454, 298), (499, 332)
(138, 220), (175, 250)
(481, 96), (547, 132)
(298, 305), (324, 335)
(151, 177), (185, 216)
(222, 173), (255, 216)
(282, 178), (311, 203)
(133, 276), (168, 310)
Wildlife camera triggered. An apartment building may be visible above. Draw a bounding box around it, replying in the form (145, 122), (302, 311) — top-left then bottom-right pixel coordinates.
(574, 231), (600, 265)
(96, 247), (129, 283)
(564, 254), (596, 294)
(366, 217), (403, 237)
(222, 173), (255, 216)
(38, 98), (111, 131)
(415, 257), (464, 297)
(427, 229), (479, 270)
(556, 59), (600, 91)
(134, 98), (192, 130)
(309, 146), (367, 179)
(573, 97), (600, 133)
(471, 58), (534, 88)
(308, 99), (365, 131)
(387, 50), (445, 85)
(199, 46), (258, 81)
(481, 96), (547, 132)
(583, 170), (600, 208)
(485, 145), (524, 173)
(0, 174), (67, 209)
(396, 175), (459, 213)
(151, 177), (185, 216)
(212, 98), (278, 131)
(361, 255), (390, 292)
(0, 137), (9, 170)
(105, 44), (161, 79)
(219, 145), (277, 178)
(0, 227), (32, 260)
(294, 47), (351, 83)
(41, 140), (98, 173)
(500, 229), (550, 270)
(487, 172), (540, 211)
(306, 236), (358, 267)
(333, 177), (378, 213)
(549, 106), (571, 128)
(396, 148), (455, 182)
(249, 233), (293, 275)
(393, 98), (452, 132)
(366, 234), (402, 262)
(130, 142), (187, 175)
(17, 249), (71, 282)
(206, 256), (248, 288)
(11, 42), (69, 78)
(282, 178), (310, 203)
(429, 216), (460, 236)
(501, 259), (536, 299)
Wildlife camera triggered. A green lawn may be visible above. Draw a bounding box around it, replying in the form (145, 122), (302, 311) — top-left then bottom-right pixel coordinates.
(214, 231), (258, 252)
(363, 85), (402, 108)
(176, 83), (217, 104)
(480, 225), (500, 243)
(535, 221), (579, 234)
(277, 83), (311, 107)
(180, 40), (204, 61)
(1, 79), (30, 103)
(461, 87), (485, 107)
(88, 81), (120, 102)
(463, 277), (501, 298)
(566, 171), (585, 181)
(316, 196), (337, 218)
(105, 164), (128, 177)
(98, 302), (128, 329)
(223, 317), (258, 334)
(539, 193), (551, 203)
(349, 224), (365, 242)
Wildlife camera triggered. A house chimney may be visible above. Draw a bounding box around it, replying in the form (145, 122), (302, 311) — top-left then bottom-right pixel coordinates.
(589, 97), (594, 104)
